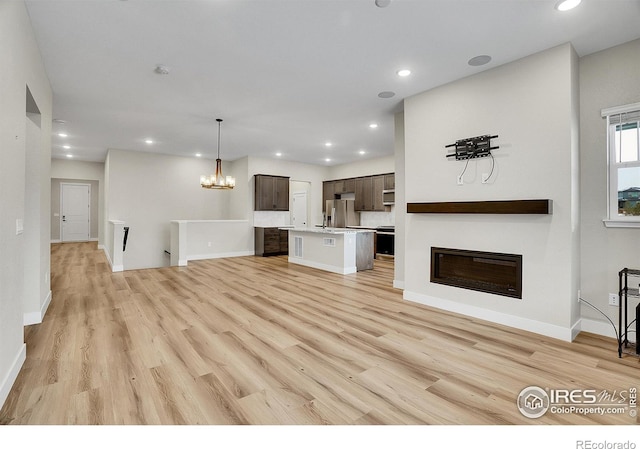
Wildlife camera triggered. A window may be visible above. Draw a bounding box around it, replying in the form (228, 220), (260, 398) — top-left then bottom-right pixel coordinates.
(603, 102), (640, 227)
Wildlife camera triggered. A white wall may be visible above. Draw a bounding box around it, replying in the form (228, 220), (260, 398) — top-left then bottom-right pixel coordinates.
(394, 112), (405, 289)
(104, 153), (112, 260)
(226, 157), (249, 222)
(579, 38), (640, 337)
(23, 116), (52, 326)
(105, 149), (231, 270)
(0, 0), (52, 409)
(171, 220), (254, 264)
(402, 44), (580, 341)
(51, 159), (105, 244)
(327, 155), (394, 180)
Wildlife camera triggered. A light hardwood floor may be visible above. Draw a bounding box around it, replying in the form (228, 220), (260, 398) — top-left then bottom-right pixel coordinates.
(1, 242), (638, 425)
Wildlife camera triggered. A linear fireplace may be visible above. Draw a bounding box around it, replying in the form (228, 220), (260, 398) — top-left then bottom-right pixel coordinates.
(431, 247), (522, 299)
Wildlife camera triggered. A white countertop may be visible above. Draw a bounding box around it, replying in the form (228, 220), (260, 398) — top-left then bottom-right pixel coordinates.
(283, 227), (374, 234)
(171, 219), (249, 223)
(255, 225), (295, 228)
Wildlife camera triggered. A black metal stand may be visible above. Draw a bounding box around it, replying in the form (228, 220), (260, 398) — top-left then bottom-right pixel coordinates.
(617, 268), (640, 357)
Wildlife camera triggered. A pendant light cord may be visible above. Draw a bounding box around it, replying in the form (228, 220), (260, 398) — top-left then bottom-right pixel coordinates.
(216, 118), (223, 159)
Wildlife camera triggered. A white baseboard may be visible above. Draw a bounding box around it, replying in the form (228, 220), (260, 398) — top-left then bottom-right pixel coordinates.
(98, 244), (105, 250)
(570, 319), (581, 341)
(404, 290), (574, 342)
(288, 257), (357, 275)
(393, 280), (404, 290)
(101, 246), (122, 272)
(23, 290), (52, 326)
(0, 343), (26, 411)
(578, 317), (619, 339)
(51, 239), (97, 244)
(187, 250), (255, 262)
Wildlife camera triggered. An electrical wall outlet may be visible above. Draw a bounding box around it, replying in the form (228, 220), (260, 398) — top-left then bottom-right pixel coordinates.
(609, 293), (619, 306)
(577, 289), (581, 304)
(457, 175), (464, 185)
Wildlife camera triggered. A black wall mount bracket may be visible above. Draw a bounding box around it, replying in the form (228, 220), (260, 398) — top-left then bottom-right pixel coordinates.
(445, 134), (499, 161)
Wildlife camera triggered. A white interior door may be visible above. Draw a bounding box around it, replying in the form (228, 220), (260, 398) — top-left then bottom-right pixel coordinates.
(61, 183), (90, 242)
(292, 191), (308, 227)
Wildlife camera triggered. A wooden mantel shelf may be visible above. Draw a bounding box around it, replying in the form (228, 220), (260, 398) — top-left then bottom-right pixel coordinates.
(407, 199), (552, 215)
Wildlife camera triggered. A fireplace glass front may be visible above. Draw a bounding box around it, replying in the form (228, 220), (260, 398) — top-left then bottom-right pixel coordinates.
(430, 247), (522, 299)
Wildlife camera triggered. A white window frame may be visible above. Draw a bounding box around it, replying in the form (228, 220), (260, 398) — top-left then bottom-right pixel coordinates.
(602, 102), (640, 228)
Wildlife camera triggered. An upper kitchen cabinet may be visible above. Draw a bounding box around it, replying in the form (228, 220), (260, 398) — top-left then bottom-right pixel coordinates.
(255, 174), (290, 211)
(322, 180), (335, 205)
(372, 175), (385, 211)
(355, 177), (372, 211)
(323, 178), (356, 204)
(355, 175), (387, 211)
(334, 178), (355, 195)
(325, 172), (393, 212)
(384, 174), (395, 190)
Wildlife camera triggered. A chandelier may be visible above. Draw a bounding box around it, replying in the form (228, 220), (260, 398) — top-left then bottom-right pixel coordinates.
(200, 118), (235, 189)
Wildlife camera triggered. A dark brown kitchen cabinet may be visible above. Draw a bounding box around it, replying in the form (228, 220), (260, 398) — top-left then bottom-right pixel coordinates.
(334, 178), (355, 194)
(354, 177), (370, 211)
(255, 174), (290, 211)
(355, 175), (386, 211)
(322, 181), (335, 205)
(279, 229), (289, 254)
(372, 175), (385, 211)
(384, 173), (395, 190)
(254, 227), (288, 256)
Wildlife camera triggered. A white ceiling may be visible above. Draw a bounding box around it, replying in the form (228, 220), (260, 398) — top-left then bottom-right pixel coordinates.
(25, 0), (640, 166)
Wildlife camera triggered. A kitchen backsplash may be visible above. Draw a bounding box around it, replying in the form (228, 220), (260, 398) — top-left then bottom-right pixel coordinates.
(253, 208), (394, 228)
(253, 211), (291, 227)
(360, 208), (395, 227)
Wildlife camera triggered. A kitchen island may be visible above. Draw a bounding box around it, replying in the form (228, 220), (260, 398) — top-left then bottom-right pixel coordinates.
(283, 227), (374, 274)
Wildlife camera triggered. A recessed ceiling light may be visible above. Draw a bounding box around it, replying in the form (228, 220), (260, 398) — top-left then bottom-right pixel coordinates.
(325, 142), (332, 147)
(195, 153), (202, 157)
(63, 145), (70, 149)
(468, 55), (492, 66)
(145, 139), (153, 144)
(555, 0), (581, 11)
(397, 69), (411, 77)
(369, 123), (378, 129)
(325, 158), (331, 162)
(57, 133), (68, 138)
(275, 152), (282, 157)
(66, 154), (73, 158)
(378, 91), (395, 99)
(359, 150), (366, 155)
(375, 0), (391, 7)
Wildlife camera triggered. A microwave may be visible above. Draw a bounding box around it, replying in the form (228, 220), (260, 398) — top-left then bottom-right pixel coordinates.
(382, 189), (395, 205)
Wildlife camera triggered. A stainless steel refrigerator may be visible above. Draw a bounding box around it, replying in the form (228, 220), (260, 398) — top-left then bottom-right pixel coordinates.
(326, 199), (360, 228)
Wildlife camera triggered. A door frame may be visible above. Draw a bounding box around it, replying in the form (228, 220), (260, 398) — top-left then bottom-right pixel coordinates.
(60, 182), (91, 242)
